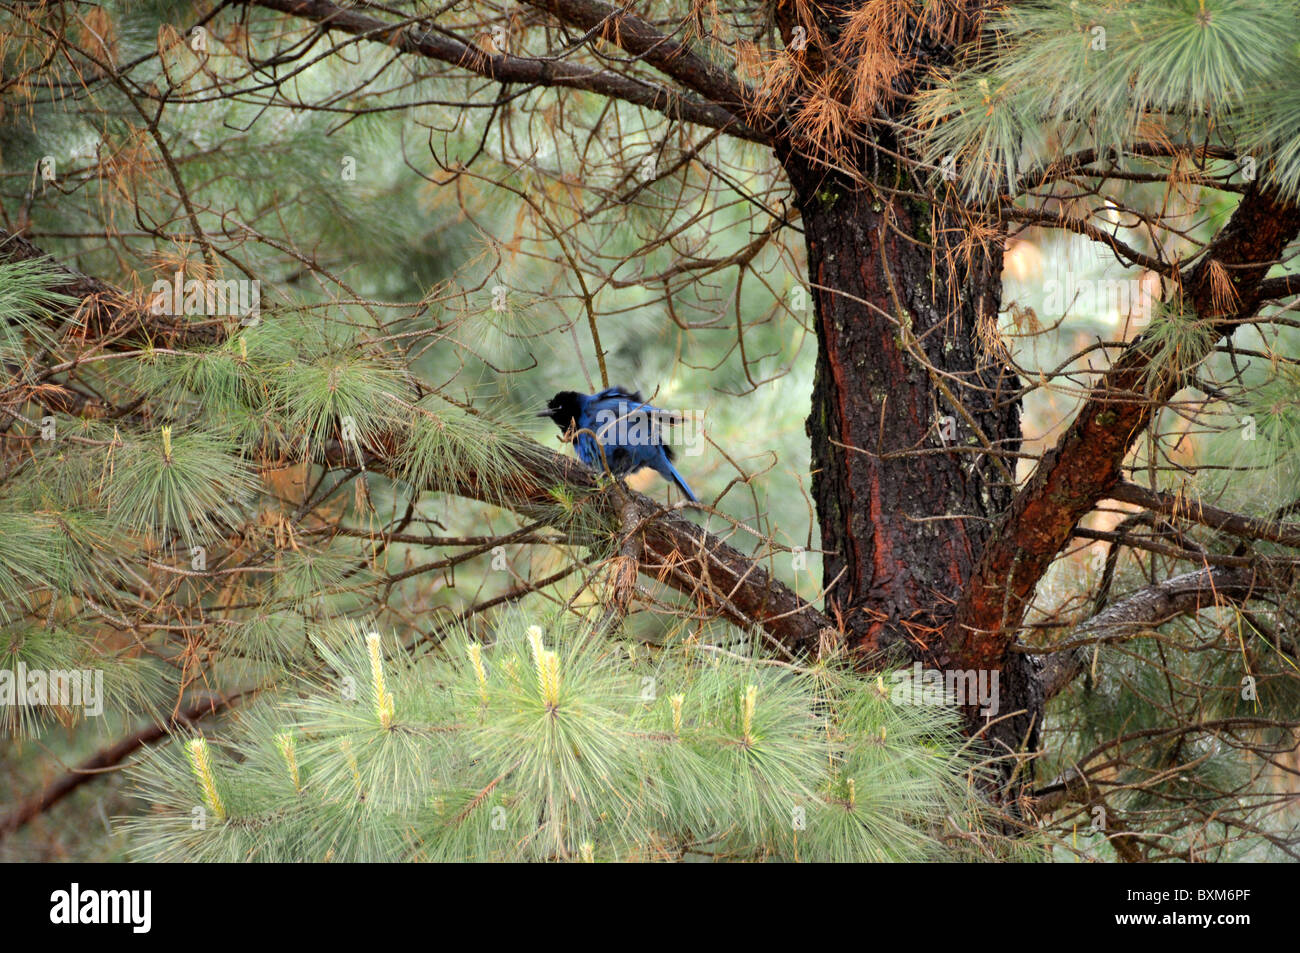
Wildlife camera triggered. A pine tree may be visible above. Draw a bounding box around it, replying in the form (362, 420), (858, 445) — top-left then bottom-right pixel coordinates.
(1, 0), (1298, 862)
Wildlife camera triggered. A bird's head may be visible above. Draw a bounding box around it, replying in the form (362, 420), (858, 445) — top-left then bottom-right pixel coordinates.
(537, 391), (583, 430)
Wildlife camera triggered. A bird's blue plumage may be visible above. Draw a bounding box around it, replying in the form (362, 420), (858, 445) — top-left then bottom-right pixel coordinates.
(540, 386), (698, 502)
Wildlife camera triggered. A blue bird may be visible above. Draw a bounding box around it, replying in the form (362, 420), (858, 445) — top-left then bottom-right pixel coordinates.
(538, 386), (698, 502)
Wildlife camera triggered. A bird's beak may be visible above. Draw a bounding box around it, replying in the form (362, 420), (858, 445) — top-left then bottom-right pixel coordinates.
(535, 409), (551, 418)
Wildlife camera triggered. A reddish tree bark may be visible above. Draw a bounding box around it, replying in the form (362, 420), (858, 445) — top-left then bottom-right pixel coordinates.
(768, 0), (1041, 775)
(782, 157), (1039, 769)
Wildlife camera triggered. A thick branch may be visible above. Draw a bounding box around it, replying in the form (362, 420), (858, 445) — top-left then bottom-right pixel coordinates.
(240, 0), (770, 144)
(0, 229), (223, 349)
(383, 435), (831, 651)
(520, 0), (755, 112)
(1108, 481), (1300, 550)
(1037, 565), (1282, 700)
(1256, 272), (1300, 301)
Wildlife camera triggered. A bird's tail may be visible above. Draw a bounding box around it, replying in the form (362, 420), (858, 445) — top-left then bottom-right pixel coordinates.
(661, 458), (698, 502)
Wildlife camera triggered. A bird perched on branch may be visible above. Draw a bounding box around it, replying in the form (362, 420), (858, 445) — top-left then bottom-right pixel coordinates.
(538, 386), (698, 502)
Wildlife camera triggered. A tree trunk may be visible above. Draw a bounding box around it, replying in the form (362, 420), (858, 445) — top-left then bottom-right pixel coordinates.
(784, 157), (1041, 786)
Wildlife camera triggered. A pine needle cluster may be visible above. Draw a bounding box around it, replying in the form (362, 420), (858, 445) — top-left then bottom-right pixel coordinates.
(122, 616), (1000, 862)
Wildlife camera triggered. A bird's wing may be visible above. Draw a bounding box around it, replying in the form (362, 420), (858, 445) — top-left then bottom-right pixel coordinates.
(588, 389), (683, 428)
(592, 386), (642, 403)
(586, 396), (666, 446)
(573, 430), (601, 467)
